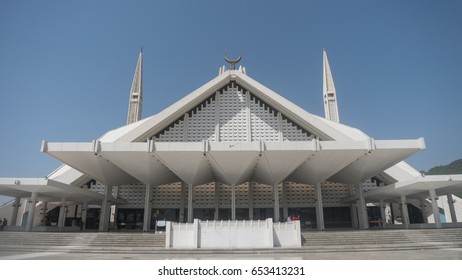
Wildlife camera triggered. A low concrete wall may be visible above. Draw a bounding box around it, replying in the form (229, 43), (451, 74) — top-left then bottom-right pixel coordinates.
(199, 219), (273, 248)
(165, 219), (301, 249)
(165, 220), (198, 248)
(273, 221), (301, 247)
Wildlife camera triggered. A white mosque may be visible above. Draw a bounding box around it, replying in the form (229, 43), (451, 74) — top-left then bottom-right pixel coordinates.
(1, 49), (461, 239)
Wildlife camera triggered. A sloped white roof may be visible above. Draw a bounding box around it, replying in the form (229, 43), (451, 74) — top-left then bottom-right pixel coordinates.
(99, 116), (153, 142)
(116, 70), (370, 143)
(364, 174), (462, 202)
(46, 69), (422, 186)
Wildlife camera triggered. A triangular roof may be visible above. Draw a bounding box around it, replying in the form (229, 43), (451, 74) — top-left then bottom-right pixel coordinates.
(110, 70), (369, 143)
(42, 70), (424, 187)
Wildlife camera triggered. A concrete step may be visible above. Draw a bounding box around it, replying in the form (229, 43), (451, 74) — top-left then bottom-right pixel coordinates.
(0, 232), (166, 248)
(301, 228), (462, 249)
(1, 228), (462, 254)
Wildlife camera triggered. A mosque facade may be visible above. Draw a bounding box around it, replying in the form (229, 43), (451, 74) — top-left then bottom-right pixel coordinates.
(1, 49), (461, 233)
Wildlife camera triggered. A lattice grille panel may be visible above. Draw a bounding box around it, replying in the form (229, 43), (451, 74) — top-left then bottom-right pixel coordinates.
(118, 184), (146, 208)
(362, 179), (378, 192)
(150, 81), (320, 143)
(193, 183), (215, 208)
(219, 83), (247, 142)
(89, 182), (120, 198)
(282, 116), (313, 141)
(89, 180), (352, 210)
(152, 183), (182, 208)
(218, 183), (231, 207)
(155, 117), (185, 142)
(89, 182), (105, 195)
(251, 182), (273, 208)
(215, 183), (250, 208)
(250, 95), (279, 141)
(321, 181), (350, 206)
(285, 182), (315, 207)
(235, 183), (249, 207)
(187, 95), (216, 141)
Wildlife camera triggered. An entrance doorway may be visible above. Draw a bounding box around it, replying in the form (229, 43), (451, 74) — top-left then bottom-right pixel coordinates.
(116, 209), (144, 230)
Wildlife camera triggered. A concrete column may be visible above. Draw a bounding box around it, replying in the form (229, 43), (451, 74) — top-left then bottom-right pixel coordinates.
(81, 202), (88, 230)
(315, 183), (325, 230)
(11, 197), (20, 226)
(231, 185), (236, 220)
(282, 182), (288, 220)
(58, 198), (67, 231)
(380, 200), (386, 228)
(420, 199), (429, 223)
(447, 194), (458, 223)
(143, 184), (152, 232)
(429, 189), (442, 229)
(214, 182), (219, 220)
(391, 202), (401, 224)
(357, 183), (369, 229)
(25, 192), (38, 232)
(248, 182), (254, 220)
(109, 186), (119, 230)
(350, 185), (358, 228)
(40, 202), (47, 226)
(187, 184), (193, 223)
(180, 182), (186, 222)
(400, 195), (410, 229)
(273, 184), (280, 222)
(99, 185), (112, 231)
(351, 202), (359, 228)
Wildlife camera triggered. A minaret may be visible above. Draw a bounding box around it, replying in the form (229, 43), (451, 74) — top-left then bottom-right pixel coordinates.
(322, 48), (340, 123)
(127, 48), (143, 124)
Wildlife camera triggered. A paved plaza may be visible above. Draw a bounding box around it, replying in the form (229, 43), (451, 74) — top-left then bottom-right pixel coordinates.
(1, 247), (461, 260)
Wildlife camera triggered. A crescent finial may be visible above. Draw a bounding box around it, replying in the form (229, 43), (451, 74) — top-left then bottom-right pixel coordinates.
(224, 52), (242, 70)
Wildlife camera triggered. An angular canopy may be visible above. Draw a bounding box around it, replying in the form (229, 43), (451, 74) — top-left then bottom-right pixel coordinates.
(43, 139), (424, 187)
(40, 69), (426, 194)
(0, 178), (126, 204)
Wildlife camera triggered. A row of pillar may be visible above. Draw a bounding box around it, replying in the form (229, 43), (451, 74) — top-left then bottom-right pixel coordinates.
(349, 183), (460, 230)
(359, 188), (458, 230)
(153, 182), (326, 230)
(139, 182), (457, 231)
(9, 183), (458, 232)
(9, 193), (89, 232)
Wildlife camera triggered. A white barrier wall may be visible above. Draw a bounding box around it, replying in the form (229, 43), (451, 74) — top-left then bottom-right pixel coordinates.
(165, 218), (301, 249)
(165, 220), (198, 248)
(199, 219), (273, 248)
(273, 220), (302, 247)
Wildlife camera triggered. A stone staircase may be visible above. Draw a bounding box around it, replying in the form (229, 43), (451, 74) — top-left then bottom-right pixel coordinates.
(301, 228), (462, 252)
(0, 232), (166, 253)
(1, 228), (462, 255)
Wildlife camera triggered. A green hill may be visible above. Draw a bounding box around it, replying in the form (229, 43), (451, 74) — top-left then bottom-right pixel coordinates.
(424, 159), (462, 175)
(423, 159), (462, 198)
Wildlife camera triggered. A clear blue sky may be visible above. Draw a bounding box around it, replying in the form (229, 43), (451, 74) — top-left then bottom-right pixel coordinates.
(1, 1), (461, 186)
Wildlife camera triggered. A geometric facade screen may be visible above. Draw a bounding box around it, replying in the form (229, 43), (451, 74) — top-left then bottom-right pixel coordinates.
(154, 82), (313, 143)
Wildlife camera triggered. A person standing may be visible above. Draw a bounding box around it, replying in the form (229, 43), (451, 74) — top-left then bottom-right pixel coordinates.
(2, 218), (7, 231)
